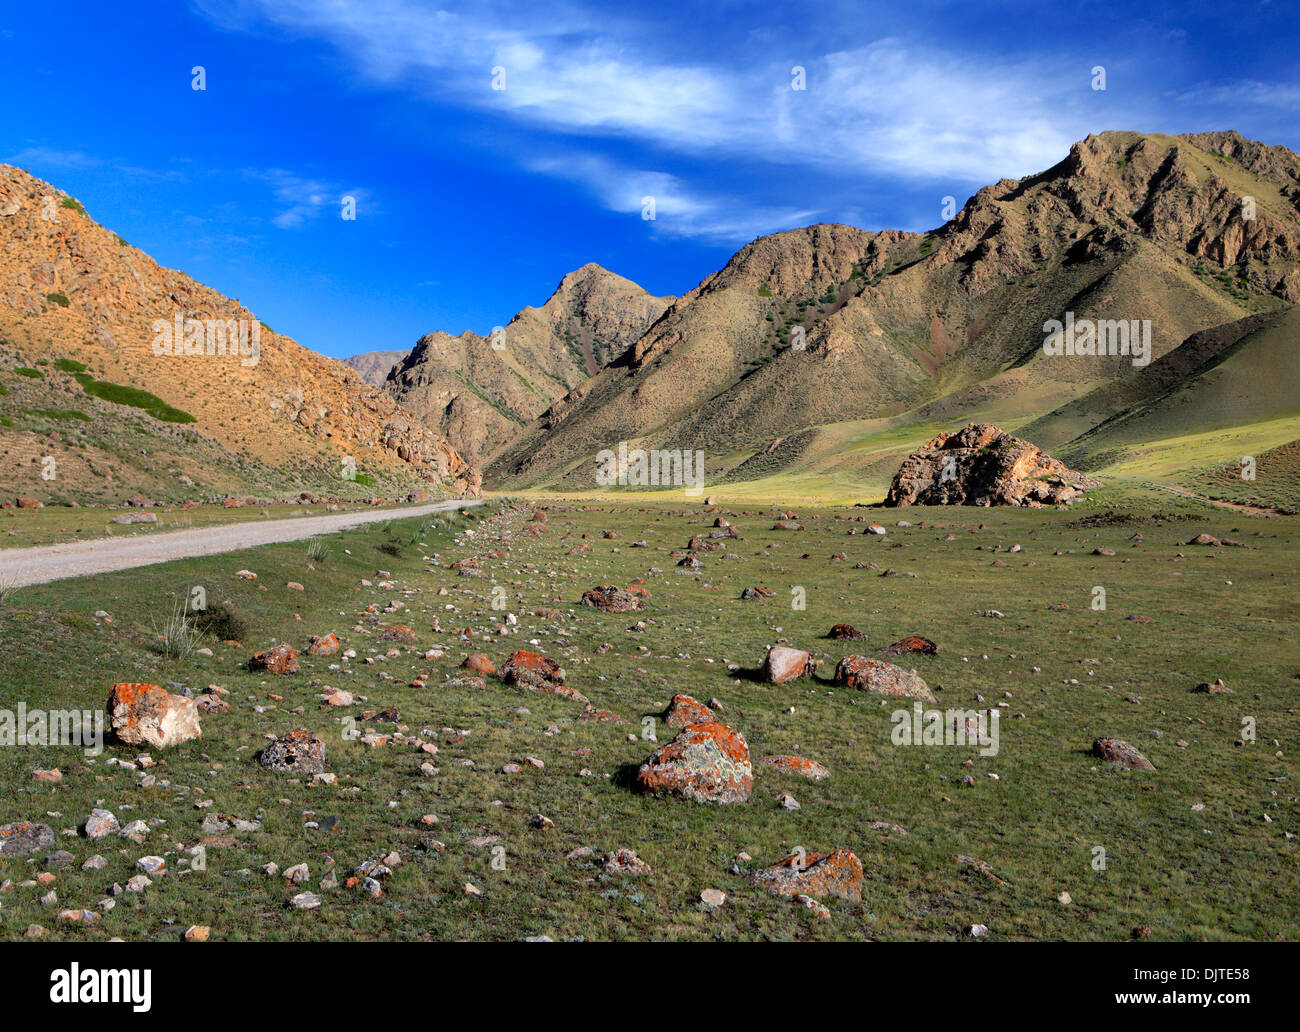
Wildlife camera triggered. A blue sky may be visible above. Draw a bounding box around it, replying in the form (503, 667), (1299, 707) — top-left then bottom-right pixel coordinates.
(1, 0), (1297, 359)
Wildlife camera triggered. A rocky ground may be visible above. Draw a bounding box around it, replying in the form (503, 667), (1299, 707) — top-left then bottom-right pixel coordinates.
(0, 493), (1296, 941)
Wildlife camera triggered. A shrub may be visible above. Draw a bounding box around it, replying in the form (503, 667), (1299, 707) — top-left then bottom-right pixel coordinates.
(53, 358), (87, 373)
(45, 292), (70, 307)
(192, 602), (247, 643)
(60, 197), (85, 214)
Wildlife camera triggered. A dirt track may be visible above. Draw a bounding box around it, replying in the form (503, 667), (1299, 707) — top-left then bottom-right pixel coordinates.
(0, 500), (481, 588)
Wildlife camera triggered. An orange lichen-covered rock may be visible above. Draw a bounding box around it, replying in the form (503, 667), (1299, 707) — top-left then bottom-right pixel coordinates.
(501, 650), (563, 682)
(106, 682), (202, 749)
(0, 821), (56, 857)
(828, 624), (866, 640)
(752, 848), (864, 903)
(1092, 737), (1155, 771)
(581, 585), (646, 612)
(250, 644), (299, 675)
(834, 655), (934, 701)
(759, 755), (830, 781)
(579, 707), (626, 724)
(462, 654), (496, 676)
(305, 633), (340, 656)
(378, 624), (418, 645)
(878, 636), (938, 656)
(663, 693), (714, 728)
(635, 721), (752, 804)
(259, 729), (326, 774)
(761, 646), (819, 683)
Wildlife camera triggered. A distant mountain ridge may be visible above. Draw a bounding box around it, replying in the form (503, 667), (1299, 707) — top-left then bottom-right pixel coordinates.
(484, 130), (1300, 497)
(383, 263), (673, 463)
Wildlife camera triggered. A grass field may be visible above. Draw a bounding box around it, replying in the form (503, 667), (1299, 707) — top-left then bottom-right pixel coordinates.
(0, 490), (1297, 941)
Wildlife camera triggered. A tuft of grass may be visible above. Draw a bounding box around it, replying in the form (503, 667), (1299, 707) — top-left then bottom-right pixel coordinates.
(306, 538), (330, 564)
(60, 197), (85, 215)
(24, 408), (92, 422)
(45, 292), (71, 307)
(53, 357), (87, 373)
(153, 600), (203, 661)
(13, 367), (44, 378)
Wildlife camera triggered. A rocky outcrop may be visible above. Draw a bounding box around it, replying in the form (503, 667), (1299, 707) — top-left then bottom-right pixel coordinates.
(834, 656), (935, 701)
(106, 682), (202, 749)
(884, 423), (1099, 507)
(751, 849), (864, 903)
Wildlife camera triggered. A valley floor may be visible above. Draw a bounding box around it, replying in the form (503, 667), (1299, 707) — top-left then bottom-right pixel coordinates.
(0, 491), (1296, 941)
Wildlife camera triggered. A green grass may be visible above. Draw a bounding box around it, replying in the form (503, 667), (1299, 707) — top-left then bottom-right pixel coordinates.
(45, 292), (71, 308)
(53, 358), (87, 373)
(60, 197), (85, 215)
(0, 494), (1296, 941)
(76, 375), (196, 424)
(13, 367), (44, 379)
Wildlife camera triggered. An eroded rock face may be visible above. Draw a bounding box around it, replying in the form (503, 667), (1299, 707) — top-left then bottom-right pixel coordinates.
(761, 646), (818, 683)
(834, 656), (935, 701)
(751, 849), (864, 903)
(885, 423), (1099, 508)
(260, 729), (326, 774)
(581, 585), (646, 613)
(106, 682), (202, 749)
(663, 693), (714, 728)
(1092, 737), (1155, 770)
(635, 721), (753, 804)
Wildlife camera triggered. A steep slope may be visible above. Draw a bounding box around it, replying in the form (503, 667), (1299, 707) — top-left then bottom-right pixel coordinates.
(489, 130), (1300, 490)
(385, 263), (673, 463)
(0, 165), (478, 505)
(345, 349), (409, 386)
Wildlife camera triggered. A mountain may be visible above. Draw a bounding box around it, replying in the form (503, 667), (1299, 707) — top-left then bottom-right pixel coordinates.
(0, 165), (478, 505)
(345, 349), (409, 386)
(487, 130), (1300, 495)
(384, 263), (673, 463)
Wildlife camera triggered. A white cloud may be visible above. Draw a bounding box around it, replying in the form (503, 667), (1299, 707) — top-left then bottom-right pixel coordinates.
(248, 169), (368, 229)
(196, 0), (1155, 238)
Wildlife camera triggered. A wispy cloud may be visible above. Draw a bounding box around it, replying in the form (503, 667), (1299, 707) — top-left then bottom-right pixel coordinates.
(6, 147), (103, 170)
(247, 168), (369, 229)
(194, 0), (1157, 239)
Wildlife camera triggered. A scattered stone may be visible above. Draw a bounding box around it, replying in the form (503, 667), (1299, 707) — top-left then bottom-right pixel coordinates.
(0, 822), (56, 858)
(581, 585), (646, 613)
(260, 729), (326, 774)
(1092, 737), (1155, 771)
(760, 755), (830, 780)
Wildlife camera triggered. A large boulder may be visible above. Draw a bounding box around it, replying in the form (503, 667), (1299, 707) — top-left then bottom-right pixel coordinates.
(885, 423), (1100, 507)
(751, 849), (864, 902)
(834, 656), (935, 701)
(106, 682), (202, 749)
(761, 646), (818, 683)
(634, 722), (753, 804)
(250, 644), (299, 675)
(581, 585), (646, 613)
(501, 650), (564, 683)
(1092, 737), (1155, 771)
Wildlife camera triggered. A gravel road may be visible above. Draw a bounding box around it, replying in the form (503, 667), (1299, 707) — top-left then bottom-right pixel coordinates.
(0, 500), (482, 588)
